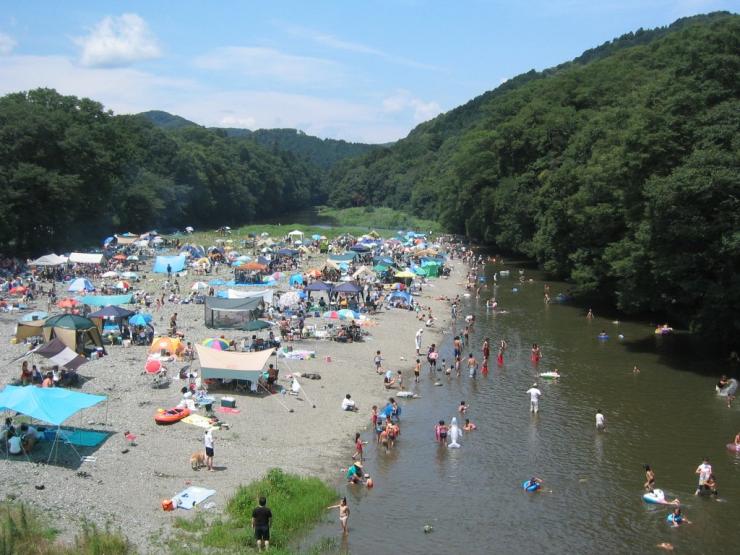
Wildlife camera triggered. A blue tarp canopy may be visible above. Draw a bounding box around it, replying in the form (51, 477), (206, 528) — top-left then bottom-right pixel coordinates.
(289, 274), (304, 286)
(305, 280), (332, 292)
(153, 255), (187, 273)
(78, 294), (133, 307)
(0, 385), (106, 426)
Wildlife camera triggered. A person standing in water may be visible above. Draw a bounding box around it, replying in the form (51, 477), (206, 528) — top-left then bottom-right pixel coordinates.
(467, 353), (478, 378)
(327, 498), (350, 534)
(586, 308), (594, 320)
(482, 338), (490, 362)
(526, 383), (542, 413)
(695, 458), (712, 495)
(595, 409), (606, 431)
(644, 465), (656, 492)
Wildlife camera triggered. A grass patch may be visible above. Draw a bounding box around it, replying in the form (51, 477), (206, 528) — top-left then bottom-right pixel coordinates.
(175, 468), (338, 554)
(0, 502), (132, 555)
(317, 205), (442, 233)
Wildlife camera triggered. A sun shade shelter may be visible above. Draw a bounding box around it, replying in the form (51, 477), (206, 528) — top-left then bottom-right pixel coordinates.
(68, 252), (105, 265)
(196, 345), (275, 382)
(0, 385), (106, 426)
(77, 294), (133, 307)
(43, 314), (104, 354)
(30, 338), (88, 371)
(29, 254), (68, 266)
(204, 296), (264, 330)
(153, 255), (187, 273)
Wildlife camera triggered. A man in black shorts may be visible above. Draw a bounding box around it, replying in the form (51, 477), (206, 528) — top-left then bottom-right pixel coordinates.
(252, 496), (272, 552)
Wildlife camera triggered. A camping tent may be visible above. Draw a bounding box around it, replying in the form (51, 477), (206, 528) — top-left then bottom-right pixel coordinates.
(15, 319), (46, 342)
(287, 230), (304, 243)
(204, 296), (264, 330)
(67, 278), (95, 292)
(196, 345), (274, 382)
(69, 253), (105, 265)
(153, 255), (187, 273)
(305, 280), (332, 292)
(30, 338), (88, 371)
(29, 254), (68, 266)
(0, 385), (105, 426)
(43, 314), (104, 354)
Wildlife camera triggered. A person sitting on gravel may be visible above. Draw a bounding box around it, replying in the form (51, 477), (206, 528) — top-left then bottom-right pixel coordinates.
(342, 394), (358, 412)
(19, 423), (39, 453)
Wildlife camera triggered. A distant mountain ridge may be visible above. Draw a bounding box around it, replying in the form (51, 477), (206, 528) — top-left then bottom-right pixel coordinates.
(137, 111), (379, 169)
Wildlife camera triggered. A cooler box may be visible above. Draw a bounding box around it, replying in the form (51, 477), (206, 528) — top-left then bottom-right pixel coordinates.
(221, 397), (236, 408)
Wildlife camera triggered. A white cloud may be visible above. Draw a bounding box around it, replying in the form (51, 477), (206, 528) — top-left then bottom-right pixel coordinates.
(382, 90), (441, 122)
(194, 47), (345, 85)
(0, 32), (16, 55)
(0, 53), (434, 143)
(76, 13), (161, 67)
(278, 22), (440, 71)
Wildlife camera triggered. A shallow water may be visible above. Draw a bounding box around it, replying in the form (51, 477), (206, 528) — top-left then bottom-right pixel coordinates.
(305, 262), (740, 554)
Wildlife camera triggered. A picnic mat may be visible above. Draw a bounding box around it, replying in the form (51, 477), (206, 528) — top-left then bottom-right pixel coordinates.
(172, 486), (215, 510)
(181, 414), (214, 429)
(217, 407), (240, 414)
(48, 429), (110, 447)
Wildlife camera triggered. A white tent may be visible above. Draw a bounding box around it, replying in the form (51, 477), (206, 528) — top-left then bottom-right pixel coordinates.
(287, 230), (304, 242)
(29, 254), (68, 266)
(69, 252), (105, 265)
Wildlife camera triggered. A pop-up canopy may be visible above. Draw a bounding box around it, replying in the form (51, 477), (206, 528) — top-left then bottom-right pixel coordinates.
(0, 385), (105, 426)
(196, 345), (274, 382)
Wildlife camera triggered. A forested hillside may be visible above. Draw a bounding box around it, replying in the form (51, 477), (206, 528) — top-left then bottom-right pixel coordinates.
(138, 111), (378, 170)
(327, 12), (740, 343)
(0, 89), (322, 256)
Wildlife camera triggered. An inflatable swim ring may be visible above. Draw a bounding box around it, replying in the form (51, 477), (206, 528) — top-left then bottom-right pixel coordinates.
(539, 372), (560, 380)
(597, 334), (609, 340)
(154, 407), (190, 425)
(522, 480), (540, 492)
(666, 513), (682, 524)
(643, 489), (669, 505)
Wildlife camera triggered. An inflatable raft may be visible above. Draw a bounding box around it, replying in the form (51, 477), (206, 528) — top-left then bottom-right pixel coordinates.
(155, 407), (190, 425)
(522, 480), (540, 492)
(539, 372), (561, 380)
(643, 489), (671, 505)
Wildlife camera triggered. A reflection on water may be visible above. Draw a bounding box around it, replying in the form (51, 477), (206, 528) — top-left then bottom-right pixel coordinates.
(303, 262), (740, 554)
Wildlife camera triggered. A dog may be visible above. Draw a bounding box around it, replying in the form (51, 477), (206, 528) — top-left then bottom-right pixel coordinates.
(190, 451), (206, 470)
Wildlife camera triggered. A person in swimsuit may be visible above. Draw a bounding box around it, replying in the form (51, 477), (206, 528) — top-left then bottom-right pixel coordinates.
(482, 338), (490, 361)
(644, 465), (656, 492)
(463, 419), (477, 431)
(327, 497), (350, 534)
(435, 420), (448, 443)
(458, 401), (468, 414)
(414, 359), (421, 383)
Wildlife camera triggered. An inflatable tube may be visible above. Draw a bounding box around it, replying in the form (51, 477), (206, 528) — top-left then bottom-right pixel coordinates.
(597, 335), (609, 340)
(539, 372), (560, 380)
(154, 407), (190, 425)
(522, 480), (540, 492)
(397, 391), (416, 398)
(643, 489), (669, 505)
(447, 442), (461, 449)
(718, 379), (738, 397)
(666, 513), (682, 525)
(726, 443), (740, 453)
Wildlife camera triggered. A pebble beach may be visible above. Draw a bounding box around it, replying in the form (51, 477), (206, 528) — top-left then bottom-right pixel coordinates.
(0, 249), (465, 552)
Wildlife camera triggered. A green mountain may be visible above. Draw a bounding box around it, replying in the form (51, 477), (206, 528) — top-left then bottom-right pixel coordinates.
(138, 110), (199, 130)
(138, 112), (378, 170)
(327, 12), (740, 344)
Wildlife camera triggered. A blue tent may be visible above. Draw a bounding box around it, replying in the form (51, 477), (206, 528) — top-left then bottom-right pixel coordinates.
(289, 274), (304, 287)
(129, 313), (152, 326)
(153, 255), (187, 273)
(388, 290), (412, 302)
(0, 385), (106, 426)
(68, 278), (95, 292)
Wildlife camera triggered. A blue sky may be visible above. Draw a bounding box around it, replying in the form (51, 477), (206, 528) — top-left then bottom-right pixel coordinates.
(0, 1), (734, 142)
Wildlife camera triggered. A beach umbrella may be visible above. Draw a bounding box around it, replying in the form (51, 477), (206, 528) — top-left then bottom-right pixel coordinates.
(145, 358), (162, 374)
(149, 336), (183, 354)
(239, 261), (267, 272)
(57, 298), (79, 309)
(271, 272), (283, 280)
(20, 311), (48, 322)
(322, 310), (341, 319)
(67, 278), (95, 292)
(128, 313), (152, 326)
(115, 281), (131, 290)
(101, 271), (118, 278)
(9, 286), (28, 295)
(202, 337), (229, 351)
(243, 320), (271, 331)
(191, 281), (209, 291)
(120, 271), (138, 279)
(311, 234), (322, 241)
(337, 309), (360, 320)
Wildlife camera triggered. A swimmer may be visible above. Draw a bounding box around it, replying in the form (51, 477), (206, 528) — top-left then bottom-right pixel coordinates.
(458, 401), (469, 414)
(414, 359), (421, 383)
(523, 476), (543, 491)
(463, 419), (477, 431)
(327, 497), (350, 534)
(434, 420), (448, 443)
(668, 506), (691, 527)
(633, 365), (640, 374)
(586, 308), (594, 320)
(644, 465), (656, 492)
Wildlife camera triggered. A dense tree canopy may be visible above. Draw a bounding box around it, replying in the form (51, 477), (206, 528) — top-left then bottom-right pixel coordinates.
(327, 12), (740, 344)
(0, 89), (323, 255)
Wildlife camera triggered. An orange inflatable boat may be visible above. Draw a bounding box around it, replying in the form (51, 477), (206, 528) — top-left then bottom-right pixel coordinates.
(154, 407), (190, 425)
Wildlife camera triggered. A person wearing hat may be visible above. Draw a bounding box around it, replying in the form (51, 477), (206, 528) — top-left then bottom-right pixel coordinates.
(526, 383), (542, 413)
(346, 461), (365, 484)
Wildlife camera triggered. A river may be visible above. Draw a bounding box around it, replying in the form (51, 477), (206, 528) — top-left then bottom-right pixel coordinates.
(303, 260), (739, 555)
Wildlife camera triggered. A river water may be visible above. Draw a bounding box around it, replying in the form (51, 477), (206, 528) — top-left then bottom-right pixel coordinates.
(304, 261), (740, 555)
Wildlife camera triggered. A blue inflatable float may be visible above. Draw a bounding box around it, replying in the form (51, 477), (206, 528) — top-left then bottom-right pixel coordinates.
(522, 480), (540, 492)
